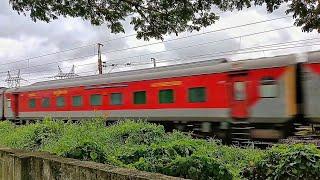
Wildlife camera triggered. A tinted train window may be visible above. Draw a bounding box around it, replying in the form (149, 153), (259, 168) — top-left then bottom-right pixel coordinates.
(72, 96), (82, 107)
(111, 93), (123, 105)
(29, 99), (36, 108)
(90, 94), (102, 106)
(134, 91), (146, 104)
(159, 89), (174, 104)
(56, 96), (65, 107)
(42, 98), (50, 108)
(260, 77), (277, 98)
(189, 87), (206, 102)
(234, 82), (246, 101)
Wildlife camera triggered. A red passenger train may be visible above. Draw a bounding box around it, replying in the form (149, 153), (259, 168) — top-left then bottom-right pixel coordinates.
(1, 51), (320, 142)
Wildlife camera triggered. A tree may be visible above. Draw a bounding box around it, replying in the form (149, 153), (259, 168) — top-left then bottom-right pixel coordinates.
(9, 0), (320, 40)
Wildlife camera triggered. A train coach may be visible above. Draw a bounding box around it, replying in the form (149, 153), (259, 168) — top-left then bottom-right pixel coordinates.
(2, 51), (320, 142)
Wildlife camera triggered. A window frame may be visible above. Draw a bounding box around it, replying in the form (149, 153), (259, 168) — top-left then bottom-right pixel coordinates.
(260, 77), (278, 98)
(56, 96), (65, 107)
(90, 94), (102, 106)
(234, 81), (246, 101)
(41, 97), (50, 108)
(133, 91), (146, 105)
(72, 95), (83, 107)
(159, 89), (174, 104)
(29, 98), (36, 108)
(188, 87), (207, 103)
(110, 93), (123, 105)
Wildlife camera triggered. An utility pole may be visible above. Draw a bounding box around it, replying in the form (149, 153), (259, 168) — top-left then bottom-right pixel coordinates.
(97, 43), (104, 74)
(151, 58), (156, 68)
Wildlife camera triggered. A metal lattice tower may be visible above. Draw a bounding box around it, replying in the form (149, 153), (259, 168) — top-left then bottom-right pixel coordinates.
(5, 70), (25, 88)
(53, 65), (79, 80)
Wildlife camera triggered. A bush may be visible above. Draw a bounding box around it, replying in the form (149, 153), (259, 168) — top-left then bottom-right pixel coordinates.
(4, 119), (320, 179)
(41, 118), (108, 158)
(64, 141), (107, 163)
(1, 118), (66, 151)
(105, 120), (166, 145)
(166, 155), (232, 180)
(243, 144), (320, 180)
(108, 131), (234, 179)
(0, 121), (15, 136)
(215, 145), (264, 178)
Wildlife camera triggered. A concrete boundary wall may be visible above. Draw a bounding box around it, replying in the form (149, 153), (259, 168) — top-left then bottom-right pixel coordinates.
(0, 147), (183, 180)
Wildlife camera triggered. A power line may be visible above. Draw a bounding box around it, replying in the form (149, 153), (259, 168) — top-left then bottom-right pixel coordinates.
(99, 10), (227, 43)
(156, 40), (320, 64)
(19, 41), (320, 84)
(0, 54), (97, 75)
(3, 37), (318, 83)
(1, 44), (96, 67)
(105, 38), (320, 67)
(0, 16), (289, 69)
(103, 16), (291, 54)
(107, 25), (294, 63)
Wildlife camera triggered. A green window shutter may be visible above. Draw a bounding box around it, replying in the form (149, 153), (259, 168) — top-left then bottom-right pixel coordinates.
(189, 87), (206, 102)
(134, 91), (146, 104)
(42, 98), (50, 107)
(29, 99), (36, 108)
(72, 96), (82, 107)
(111, 93), (122, 105)
(159, 89), (174, 104)
(90, 94), (102, 106)
(56, 96), (65, 107)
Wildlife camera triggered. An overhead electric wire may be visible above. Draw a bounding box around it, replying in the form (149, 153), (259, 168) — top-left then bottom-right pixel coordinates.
(19, 39), (320, 84)
(0, 54), (98, 75)
(107, 25), (294, 62)
(2, 44), (96, 67)
(0, 15), (290, 69)
(3, 36), (319, 84)
(156, 40), (320, 64)
(105, 38), (320, 67)
(103, 15), (291, 54)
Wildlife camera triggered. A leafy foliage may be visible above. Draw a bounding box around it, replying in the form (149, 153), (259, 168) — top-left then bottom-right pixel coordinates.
(243, 144), (320, 180)
(0, 119), (319, 179)
(8, 0), (320, 40)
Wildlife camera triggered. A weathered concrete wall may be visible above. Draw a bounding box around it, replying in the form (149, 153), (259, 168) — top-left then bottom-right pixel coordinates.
(0, 147), (182, 180)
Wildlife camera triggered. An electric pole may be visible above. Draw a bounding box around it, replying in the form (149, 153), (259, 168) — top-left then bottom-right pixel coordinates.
(151, 58), (156, 68)
(97, 43), (104, 74)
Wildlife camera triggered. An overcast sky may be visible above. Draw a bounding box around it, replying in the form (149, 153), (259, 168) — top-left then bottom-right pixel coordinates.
(1, 1), (320, 87)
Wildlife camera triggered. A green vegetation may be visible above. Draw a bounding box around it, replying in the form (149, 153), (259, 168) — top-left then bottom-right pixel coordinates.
(0, 118), (319, 179)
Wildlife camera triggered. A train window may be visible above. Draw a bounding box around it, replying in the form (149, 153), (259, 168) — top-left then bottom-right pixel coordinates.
(234, 82), (246, 101)
(56, 96), (65, 107)
(42, 98), (50, 108)
(90, 94), (102, 106)
(159, 89), (174, 104)
(134, 91), (146, 104)
(72, 96), (82, 107)
(7, 99), (11, 109)
(111, 93), (123, 105)
(189, 87), (206, 102)
(260, 77), (277, 98)
(29, 99), (36, 108)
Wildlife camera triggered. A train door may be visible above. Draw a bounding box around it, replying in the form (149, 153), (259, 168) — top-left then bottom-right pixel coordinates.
(5, 94), (19, 119)
(12, 94), (19, 118)
(230, 74), (249, 119)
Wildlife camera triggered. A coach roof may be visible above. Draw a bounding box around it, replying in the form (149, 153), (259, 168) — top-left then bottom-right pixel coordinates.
(7, 50), (320, 93)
